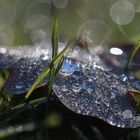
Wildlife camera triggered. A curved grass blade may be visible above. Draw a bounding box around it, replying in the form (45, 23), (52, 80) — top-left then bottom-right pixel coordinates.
(25, 40), (74, 99)
(0, 97), (48, 121)
(125, 40), (140, 71)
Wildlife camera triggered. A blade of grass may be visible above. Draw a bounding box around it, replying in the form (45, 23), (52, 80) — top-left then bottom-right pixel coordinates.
(125, 40), (140, 71)
(47, 15), (59, 96)
(52, 15), (58, 60)
(25, 40), (74, 99)
(55, 56), (64, 75)
(0, 97), (48, 121)
(48, 64), (55, 96)
(25, 66), (50, 99)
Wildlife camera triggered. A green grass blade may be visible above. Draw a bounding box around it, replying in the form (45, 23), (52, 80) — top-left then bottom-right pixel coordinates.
(52, 15), (58, 59)
(25, 66), (50, 99)
(48, 64), (55, 96)
(53, 40), (75, 65)
(125, 40), (140, 71)
(47, 15), (59, 96)
(55, 56), (64, 75)
(12, 97), (47, 110)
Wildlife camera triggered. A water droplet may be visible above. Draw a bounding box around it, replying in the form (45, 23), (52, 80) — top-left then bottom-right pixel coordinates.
(117, 122), (125, 128)
(107, 115), (117, 126)
(95, 97), (101, 105)
(72, 71), (82, 80)
(40, 54), (49, 61)
(120, 74), (128, 82)
(122, 109), (133, 119)
(110, 88), (118, 99)
(72, 83), (82, 92)
(82, 80), (95, 94)
(15, 82), (25, 89)
(60, 58), (80, 76)
(61, 85), (68, 92)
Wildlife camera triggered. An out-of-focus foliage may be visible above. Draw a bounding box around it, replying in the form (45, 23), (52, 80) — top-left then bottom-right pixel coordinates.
(0, 0), (140, 47)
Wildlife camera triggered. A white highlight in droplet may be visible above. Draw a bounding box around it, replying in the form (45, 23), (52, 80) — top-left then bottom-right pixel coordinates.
(52, 0), (69, 9)
(110, 0), (135, 25)
(110, 47), (123, 55)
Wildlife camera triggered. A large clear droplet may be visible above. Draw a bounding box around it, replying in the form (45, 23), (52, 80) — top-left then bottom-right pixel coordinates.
(82, 80), (95, 94)
(122, 109), (133, 119)
(110, 88), (118, 99)
(60, 58), (80, 76)
(15, 82), (25, 89)
(107, 115), (118, 126)
(72, 83), (82, 92)
(72, 71), (83, 80)
(120, 74), (128, 82)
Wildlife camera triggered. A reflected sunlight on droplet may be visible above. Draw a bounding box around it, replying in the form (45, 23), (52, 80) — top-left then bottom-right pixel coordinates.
(110, 47), (123, 55)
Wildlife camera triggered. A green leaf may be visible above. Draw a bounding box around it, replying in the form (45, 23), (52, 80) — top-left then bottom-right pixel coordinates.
(125, 40), (140, 71)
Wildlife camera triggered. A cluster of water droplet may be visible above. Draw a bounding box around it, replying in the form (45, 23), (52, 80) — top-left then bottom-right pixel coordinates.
(53, 53), (140, 128)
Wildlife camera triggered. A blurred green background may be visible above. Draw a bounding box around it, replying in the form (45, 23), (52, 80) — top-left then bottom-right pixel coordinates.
(0, 0), (140, 47)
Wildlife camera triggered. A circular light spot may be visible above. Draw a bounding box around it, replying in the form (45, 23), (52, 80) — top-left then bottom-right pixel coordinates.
(0, 1), (16, 25)
(31, 29), (47, 43)
(25, 15), (49, 29)
(122, 109), (133, 119)
(110, 47), (123, 55)
(127, 0), (140, 12)
(110, 0), (135, 25)
(0, 25), (14, 46)
(24, 1), (51, 28)
(52, 0), (69, 9)
(77, 19), (111, 45)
